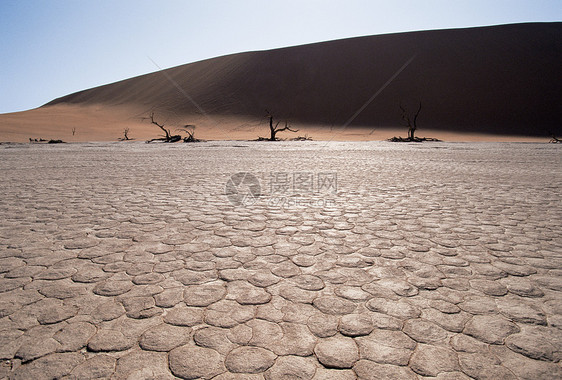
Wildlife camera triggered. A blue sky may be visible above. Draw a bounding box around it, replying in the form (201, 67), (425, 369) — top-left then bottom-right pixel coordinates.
(1, 0), (560, 113)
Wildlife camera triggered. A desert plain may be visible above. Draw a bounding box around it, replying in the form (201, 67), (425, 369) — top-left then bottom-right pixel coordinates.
(0, 140), (560, 379)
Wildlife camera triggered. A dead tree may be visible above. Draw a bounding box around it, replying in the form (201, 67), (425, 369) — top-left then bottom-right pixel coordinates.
(549, 132), (562, 143)
(145, 113), (181, 143)
(177, 125), (200, 143)
(400, 102), (422, 140)
(389, 101), (441, 142)
(265, 110), (298, 141)
(149, 112), (171, 141)
(119, 128), (131, 141)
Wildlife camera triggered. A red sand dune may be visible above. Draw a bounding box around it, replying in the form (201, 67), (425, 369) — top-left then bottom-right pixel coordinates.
(1, 22), (560, 142)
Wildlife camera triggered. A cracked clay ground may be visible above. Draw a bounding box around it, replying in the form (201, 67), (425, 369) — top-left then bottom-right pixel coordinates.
(0, 141), (560, 379)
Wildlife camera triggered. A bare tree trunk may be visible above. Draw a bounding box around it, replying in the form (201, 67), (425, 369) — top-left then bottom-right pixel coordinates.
(411, 102), (421, 140)
(149, 113), (171, 141)
(265, 111), (298, 141)
(268, 114), (276, 141)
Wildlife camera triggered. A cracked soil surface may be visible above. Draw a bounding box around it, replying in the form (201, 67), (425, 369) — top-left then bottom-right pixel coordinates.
(0, 141), (560, 379)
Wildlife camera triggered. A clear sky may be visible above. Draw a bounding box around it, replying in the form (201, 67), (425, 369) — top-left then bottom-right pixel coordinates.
(1, 0), (560, 114)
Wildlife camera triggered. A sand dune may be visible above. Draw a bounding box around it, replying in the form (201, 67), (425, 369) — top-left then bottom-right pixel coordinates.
(1, 22), (560, 142)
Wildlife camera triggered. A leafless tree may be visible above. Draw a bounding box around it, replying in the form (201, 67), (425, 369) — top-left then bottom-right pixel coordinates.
(549, 132), (562, 143)
(264, 110), (298, 141)
(177, 125), (200, 143)
(389, 101), (440, 142)
(149, 112), (171, 141)
(145, 112), (181, 143)
(400, 102), (422, 140)
(119, 128), (131, 141)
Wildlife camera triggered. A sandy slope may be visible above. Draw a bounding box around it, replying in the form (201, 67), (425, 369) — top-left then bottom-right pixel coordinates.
(1, 22), (560, 142)
(0, 104), (548, 143)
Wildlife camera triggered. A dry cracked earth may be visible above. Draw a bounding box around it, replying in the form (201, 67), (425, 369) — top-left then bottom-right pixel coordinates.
(0, 141), (560, 379)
